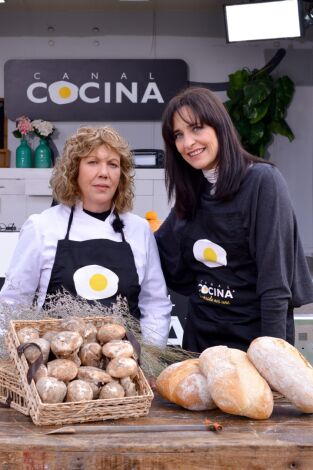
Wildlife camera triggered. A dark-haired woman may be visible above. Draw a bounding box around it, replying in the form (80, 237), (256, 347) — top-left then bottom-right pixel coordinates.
(155, 87), (313, 353)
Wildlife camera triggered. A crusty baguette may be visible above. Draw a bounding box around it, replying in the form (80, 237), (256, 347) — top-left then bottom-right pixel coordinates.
(156, 359), (216, 411)
(247, 336), (313, 413)
(199, 346), (273, 419)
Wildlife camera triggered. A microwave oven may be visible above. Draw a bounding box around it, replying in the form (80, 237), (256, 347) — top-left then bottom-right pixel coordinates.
(132, 149), (164, 168)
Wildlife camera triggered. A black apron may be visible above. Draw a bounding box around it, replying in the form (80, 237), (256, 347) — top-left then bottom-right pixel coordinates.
(45, 207), (141, 318)
(181, 200), (294, 352)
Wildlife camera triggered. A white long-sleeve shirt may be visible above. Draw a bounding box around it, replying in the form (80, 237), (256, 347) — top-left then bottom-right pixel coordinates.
(0, 202), (172, 347)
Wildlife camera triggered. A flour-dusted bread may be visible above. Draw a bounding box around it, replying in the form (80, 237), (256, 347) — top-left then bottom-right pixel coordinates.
(199, 346), (273, 419)
(156, 359), (216, 411)
(247, 336), (313, 413)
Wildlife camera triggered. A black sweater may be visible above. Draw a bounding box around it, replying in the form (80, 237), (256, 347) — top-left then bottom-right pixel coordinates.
(155, 163), (313, 344)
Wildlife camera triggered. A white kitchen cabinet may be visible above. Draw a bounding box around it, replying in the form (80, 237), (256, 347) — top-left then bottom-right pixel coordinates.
(0, 168), (171, 227)
(0, 195), (26, 230)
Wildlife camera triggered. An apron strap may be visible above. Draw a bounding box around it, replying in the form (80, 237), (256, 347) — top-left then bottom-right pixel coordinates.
(66, 206), (126, 242)
(112, 211), (126, 242)
(65, 206), (75, 240)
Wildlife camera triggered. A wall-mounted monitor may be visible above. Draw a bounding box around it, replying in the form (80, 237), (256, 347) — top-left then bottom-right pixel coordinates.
(224, 0), (303, 42)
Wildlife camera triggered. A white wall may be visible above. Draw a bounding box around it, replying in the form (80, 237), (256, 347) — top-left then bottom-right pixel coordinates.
(0, 8), (312, 252)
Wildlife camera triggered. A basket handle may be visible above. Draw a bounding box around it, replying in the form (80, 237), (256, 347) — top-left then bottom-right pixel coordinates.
(125, 330), (141, 365)
(17, 342), (44, 385)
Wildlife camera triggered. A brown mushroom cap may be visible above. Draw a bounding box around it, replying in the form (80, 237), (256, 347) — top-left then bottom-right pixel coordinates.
(59, 317), (86, 336)
(36, 376), (67, 403)
(41, 330), (59, 343)
(82, 380), (101, 399)
(82, 323), (98, 343)
(66, 380), (94, 402)
(47, 359), (79, 383)
(106, 357), (138, 379)
(50, 331), (83, 358)
(34, 364), (48, 383)
(97, 323), (126, 344)
(120, 376), (138, 397)
(77, 366), (112, 385)
(23, 338), (50, 364)
(17, 327), (39, 344)
(79, 342), (102, 367)
(99, 381), (125, 399)
(102, 340), (134, 359)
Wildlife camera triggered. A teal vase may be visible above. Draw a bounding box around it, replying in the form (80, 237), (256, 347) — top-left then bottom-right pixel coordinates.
(34, 138), (52, 168)
(16, 138), (32, 168)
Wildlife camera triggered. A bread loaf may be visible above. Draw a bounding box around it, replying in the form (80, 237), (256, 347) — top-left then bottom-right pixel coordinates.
(199, 346), (273, 419)
(156, 359), (215, 411)
(247, 336), (313, 413)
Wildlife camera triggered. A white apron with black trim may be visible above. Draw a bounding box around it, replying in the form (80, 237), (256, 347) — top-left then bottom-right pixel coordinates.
(45, 207), (141, 318)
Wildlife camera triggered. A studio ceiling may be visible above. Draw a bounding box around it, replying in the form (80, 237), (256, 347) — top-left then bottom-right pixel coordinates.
(0, 0), (222, 11)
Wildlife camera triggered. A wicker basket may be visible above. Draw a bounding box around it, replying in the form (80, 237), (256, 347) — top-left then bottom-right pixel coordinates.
(5, 317), (154, 426)
(0, 359), (29, 416)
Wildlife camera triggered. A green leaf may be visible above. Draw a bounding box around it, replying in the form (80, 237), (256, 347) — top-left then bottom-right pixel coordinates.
(243, 99), (270, 123)
(235, 119), (251, 140)
(227, 69), (250, 100)
(12, 130), (22, 138)
(248, 122), (264, 145)
(243, 80), (272, 106)
(274, 76), (294, 108)
(269, 119), (295, 141)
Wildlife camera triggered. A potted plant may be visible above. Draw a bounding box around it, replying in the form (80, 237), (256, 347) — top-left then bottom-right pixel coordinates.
(224, 54), (295, 158)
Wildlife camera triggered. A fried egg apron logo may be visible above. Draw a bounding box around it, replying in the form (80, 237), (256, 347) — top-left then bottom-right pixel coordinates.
(193, 239), (227, 268)
(73, 265), (119, 300)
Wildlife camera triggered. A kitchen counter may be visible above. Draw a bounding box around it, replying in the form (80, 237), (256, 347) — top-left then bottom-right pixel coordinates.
(0, 392), (313, 469)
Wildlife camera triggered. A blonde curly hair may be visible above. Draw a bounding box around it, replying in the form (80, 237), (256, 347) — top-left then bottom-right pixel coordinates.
(50, 126), (134, 213)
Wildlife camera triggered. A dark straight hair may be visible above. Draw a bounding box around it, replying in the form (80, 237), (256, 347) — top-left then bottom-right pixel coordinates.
(162, 87), (268, 219)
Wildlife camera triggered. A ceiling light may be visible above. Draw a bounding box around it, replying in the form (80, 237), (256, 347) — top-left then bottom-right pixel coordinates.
(0, 1), (6, 4)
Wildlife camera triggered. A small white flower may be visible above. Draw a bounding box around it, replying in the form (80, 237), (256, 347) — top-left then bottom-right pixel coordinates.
(32, 119), (55, 138)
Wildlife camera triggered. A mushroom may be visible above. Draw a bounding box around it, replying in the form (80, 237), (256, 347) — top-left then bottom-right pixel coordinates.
(97, 323), (126, 345)
(50, 331), (83, 359)
(79, 342), (102, 367)
(17, 327), (39, 344)
(120, 376), (138, 397)
(34, 364), (48, 383)
(66, 380), (94, 402)
(77, 366), (112, 386)
(47, 359), (79, 383)
(99, 381), (125, 399)
(41, 330), (59, 343)
(106, 357), (138, 379)
(102, 340), (134, 359)
(36, 376), (67, 403)
(82, 323), (98, 343)
(23, 338), (50, 364)
(59, 317), (86, 336)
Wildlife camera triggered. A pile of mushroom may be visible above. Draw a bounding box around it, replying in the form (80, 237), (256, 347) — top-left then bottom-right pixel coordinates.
(16, 317), (140, 404)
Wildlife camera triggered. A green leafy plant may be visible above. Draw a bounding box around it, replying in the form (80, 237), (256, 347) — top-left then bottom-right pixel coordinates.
(224, 64), (295, 158)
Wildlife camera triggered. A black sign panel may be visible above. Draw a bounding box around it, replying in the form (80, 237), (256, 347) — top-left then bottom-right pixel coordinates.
(4, 59), (188, 121)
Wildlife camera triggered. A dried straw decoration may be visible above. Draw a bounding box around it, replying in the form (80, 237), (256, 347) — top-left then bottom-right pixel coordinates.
(2, 292), (198, 424)
(0, 291), (198, 377)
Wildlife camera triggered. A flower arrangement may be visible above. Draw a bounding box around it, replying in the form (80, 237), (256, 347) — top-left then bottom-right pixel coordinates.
(12, 116), (33, 138)
(32, 119), (55, 139)
(13, 116), (55, 140)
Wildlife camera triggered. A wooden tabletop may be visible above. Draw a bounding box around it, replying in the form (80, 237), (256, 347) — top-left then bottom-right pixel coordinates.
(1, 393), (313, 470)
